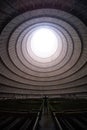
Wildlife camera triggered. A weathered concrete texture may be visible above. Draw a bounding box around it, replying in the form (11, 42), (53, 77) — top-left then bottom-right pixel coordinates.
(0, 1), (87, 98)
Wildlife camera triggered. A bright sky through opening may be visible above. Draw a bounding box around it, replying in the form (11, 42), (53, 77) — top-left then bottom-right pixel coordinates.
(30, 28), (58, 58)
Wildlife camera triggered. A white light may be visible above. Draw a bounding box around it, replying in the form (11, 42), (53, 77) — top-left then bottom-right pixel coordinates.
(29, 27), (58, 58)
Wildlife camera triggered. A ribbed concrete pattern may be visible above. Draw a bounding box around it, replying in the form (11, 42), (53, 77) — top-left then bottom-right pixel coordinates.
(0, 8), (87, 98)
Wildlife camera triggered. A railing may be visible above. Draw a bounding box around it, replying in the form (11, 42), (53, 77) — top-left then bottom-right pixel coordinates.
(32, 101), (43, 130)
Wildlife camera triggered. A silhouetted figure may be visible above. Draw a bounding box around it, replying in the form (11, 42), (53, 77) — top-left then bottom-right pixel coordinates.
(44, 96), (47, 107)
(43, 96), (48, 114)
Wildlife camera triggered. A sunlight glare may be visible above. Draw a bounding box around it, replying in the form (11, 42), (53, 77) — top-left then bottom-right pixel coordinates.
(30, 28), (58, 58)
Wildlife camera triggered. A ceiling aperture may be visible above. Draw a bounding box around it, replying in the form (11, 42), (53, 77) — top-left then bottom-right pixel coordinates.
(29, 27), (59, 59)
(0, 0), (87, 98)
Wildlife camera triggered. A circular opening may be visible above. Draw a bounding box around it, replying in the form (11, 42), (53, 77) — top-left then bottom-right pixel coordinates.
(27, 27), (58, 58)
